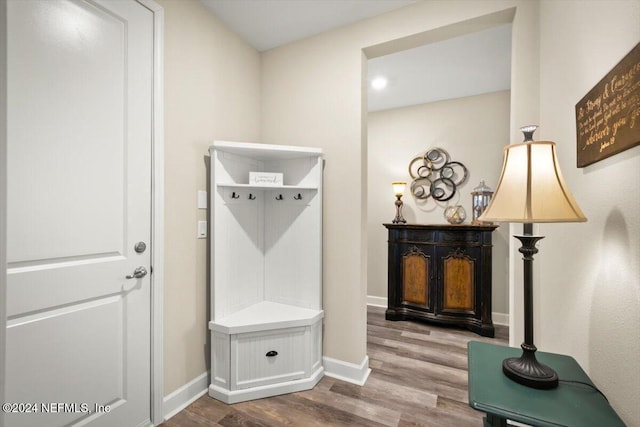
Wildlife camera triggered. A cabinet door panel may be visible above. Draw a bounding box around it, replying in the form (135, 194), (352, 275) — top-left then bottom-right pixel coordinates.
(442, 251), (475, 311)
(400, 246), (433, 311)
(403, 250), (429, 306)
(437, 247), (479, 316)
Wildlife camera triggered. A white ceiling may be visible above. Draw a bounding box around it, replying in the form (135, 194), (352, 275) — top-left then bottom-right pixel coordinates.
(199, 0), (512, 112)
(368, 24), (512, 111)
(200, 0), (416, 52)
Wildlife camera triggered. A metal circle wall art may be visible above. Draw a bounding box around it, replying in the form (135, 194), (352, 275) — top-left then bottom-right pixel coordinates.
(408, 147), (468, 202)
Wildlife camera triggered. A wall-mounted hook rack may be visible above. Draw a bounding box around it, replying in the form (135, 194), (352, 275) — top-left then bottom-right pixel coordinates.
(231, 192), (240, 199)
(248, 194), (256, 200)
(275, 194), (284, 201)
(293, 193), (303, 200)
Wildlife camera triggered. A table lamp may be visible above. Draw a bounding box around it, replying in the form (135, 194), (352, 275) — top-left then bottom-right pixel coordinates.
(392, 181), (407, 224)
(479, 125), (586, 389)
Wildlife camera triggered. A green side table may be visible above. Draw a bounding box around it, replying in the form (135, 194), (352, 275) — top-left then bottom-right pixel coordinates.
(468, 341), (625, 427)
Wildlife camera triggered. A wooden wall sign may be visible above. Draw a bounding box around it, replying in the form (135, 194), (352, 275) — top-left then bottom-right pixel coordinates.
(575, 42), (640, 168)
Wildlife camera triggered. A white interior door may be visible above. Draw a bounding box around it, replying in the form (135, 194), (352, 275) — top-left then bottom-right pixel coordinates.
(6, 1), (153, 426)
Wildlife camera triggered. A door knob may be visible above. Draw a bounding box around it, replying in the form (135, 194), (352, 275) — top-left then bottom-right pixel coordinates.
(126, 266), (148, 279)
(134, 241), (147, 253)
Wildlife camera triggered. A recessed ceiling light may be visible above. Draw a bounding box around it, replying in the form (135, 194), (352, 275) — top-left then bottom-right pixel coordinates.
(371, 76), (388, 91)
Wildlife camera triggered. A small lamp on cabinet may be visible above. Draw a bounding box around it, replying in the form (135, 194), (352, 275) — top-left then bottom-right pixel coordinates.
(392, 181), (406, 224)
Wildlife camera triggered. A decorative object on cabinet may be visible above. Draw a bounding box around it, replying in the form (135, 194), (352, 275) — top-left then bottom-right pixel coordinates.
(575, 42), (639, 168)
(392, 181), (407, 224)
(249, 171), (283, 186)
(479, 125), (587, 390)
(384, 223), (497, 337)
(209, 141), (324, 404)
(444, 205), (466, 224)
(408, 147), (468, 202)
(471, 180), (493, 225)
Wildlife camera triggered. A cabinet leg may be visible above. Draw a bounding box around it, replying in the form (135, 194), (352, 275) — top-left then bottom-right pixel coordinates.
(480, 324), (495, 338)
(484, 413), (507, 427)
(385, 310), (403, 321)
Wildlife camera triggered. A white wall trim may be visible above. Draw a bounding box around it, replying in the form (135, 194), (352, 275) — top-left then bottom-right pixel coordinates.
(209, 367), (324, 404)
(163, 372), (209, 421)
(136, 0), (165, 424)
(0, 2), (8, 425)
(366, 295), (387, 308)
(492, 311), (509, 326)
(323, 355), (371, 386)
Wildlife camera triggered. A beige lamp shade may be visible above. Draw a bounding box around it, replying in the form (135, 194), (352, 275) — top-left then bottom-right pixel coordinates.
(479, 140), (587, 223)
(392, 181), (406, 197)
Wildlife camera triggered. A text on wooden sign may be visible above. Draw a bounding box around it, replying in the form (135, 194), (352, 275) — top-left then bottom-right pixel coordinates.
(575, 42), (640, 167)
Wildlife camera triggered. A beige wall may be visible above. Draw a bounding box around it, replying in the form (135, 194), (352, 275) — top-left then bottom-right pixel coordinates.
(261, 0), (539, 365)
(537, 1), (639, 425)
(367, 91), (511, 318)
(158, 0), (261, 394)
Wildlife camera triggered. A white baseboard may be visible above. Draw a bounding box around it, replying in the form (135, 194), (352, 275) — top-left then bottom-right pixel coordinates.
(367, 295), (510, 327)
(366, 295), (387, 307)
(163, 372), (208, 421)
(209, 367), (324, 404)
(323, 355), (371, 386)
(492, 312), (509, 326)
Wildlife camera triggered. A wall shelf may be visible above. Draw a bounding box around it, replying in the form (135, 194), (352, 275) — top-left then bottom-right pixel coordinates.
(217, 183), (318, 191)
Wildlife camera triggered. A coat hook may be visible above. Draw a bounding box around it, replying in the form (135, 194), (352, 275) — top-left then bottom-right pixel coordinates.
(231, 192), (240, 199)
(275, 194), (284, 201)
(248, 194), (256, 200)
(293, 193), (302, 200)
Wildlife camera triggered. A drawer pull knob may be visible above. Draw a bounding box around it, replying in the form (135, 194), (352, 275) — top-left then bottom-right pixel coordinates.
(265, 350), (278, 357)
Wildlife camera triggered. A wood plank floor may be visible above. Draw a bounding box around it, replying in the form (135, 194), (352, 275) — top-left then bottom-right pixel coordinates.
(161, 306), (508, 427)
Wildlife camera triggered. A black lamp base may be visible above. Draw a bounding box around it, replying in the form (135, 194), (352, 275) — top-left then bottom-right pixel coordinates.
(392, 197), (406, 224)
(502, 343), (558, 389)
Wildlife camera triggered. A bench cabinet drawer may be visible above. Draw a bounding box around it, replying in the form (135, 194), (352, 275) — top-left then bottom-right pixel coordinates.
(211, 317), (323, 398)
(233, 327), (307, 390)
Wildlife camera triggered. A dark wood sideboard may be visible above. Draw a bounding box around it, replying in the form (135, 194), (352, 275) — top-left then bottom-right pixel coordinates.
(384, 223), (498, 337)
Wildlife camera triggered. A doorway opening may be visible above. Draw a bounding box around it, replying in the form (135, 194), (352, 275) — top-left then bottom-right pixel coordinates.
(362, 11), (514, 331)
